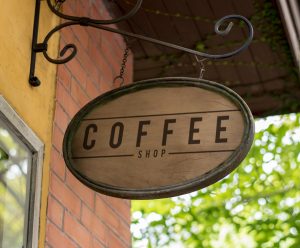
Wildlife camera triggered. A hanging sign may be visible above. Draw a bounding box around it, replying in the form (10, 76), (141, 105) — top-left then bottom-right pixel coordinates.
(63, 78), (254, 199)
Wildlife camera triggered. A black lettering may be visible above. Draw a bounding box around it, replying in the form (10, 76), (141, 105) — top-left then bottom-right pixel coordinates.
(162, 119), (176, 146)
(136, 120), (151, 147)
(83, 124), (97, 150)
(109, 122), (124, 148)
(188, 117), (202, 144)
(138, 150), (142, 158)
(145, 150), (151, 158)
(153, 150), (158, 157)
(161, 149), (166, 157)
(215, 116), (229, 143)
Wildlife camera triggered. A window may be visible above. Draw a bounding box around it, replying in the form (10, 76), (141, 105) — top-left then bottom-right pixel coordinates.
(0, 96), (43, 248)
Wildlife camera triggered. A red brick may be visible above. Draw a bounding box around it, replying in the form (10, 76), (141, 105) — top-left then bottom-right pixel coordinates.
(95, 196), (131, 243)
(113, 32), (127, 51)
(75, 40), (100, 84)
(117, 222), (131, 244)
(99, 77), (113, 93)
(62, 1), (77, 16)
(72, 25), (89, 51)
(57, 64), (72, 91)
(81, 204), (108, 246)
(95, 195), (119, 229)
(101, 195), (131, 225)
(50, 148), (65, 180)
(103, 31), (124, 59)
(52, 124), (63, 152)
(66, 58), (87, 89)
(92, 238), (105, 248)
(64, 211), (93, 248)
(94, 1), (112, 20)
(60, 28), (75, 49)
(101, 36), (122, 74)
(66, 170), (95, 210)
(107, 230), (128, 248)
(54, 103), (69, 132)
(90, 2), (102, 20)
(76, 0), (90, 16)
(70, 77), (89, 107)
(51, 1), (133, 247)
(88, 43), (113, 81)
(49, 172), (81, 219)
(86, 80), (100, 99)
(47, 195), (64, 228)
(86, 26), (103, 47)
(56, 82), (79, 117)
(46, 221), (78, 248)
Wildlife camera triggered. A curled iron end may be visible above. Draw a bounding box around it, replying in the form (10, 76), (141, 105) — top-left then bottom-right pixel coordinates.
(215, 21), (234, 36)
(29, 76), (41, 87)
(209, 15), (254, 59)
(43, 43), (77, 64)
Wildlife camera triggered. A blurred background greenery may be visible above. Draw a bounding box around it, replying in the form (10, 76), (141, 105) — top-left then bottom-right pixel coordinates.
(131, 114), (300, 248)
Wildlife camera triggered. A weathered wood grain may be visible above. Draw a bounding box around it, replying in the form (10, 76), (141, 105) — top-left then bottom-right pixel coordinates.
(63, 78), (254, 199)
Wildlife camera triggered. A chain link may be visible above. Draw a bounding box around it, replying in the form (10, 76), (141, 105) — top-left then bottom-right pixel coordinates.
(114, 42), (130, 87)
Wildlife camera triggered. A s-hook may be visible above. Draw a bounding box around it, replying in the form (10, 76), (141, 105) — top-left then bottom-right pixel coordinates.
(29, 0), (254, 86)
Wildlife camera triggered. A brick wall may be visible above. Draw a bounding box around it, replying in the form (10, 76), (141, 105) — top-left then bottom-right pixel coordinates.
(46, 1), (133, 247)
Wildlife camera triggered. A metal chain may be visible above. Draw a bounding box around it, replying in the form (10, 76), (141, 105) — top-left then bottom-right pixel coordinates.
(114, 42), (130, 87)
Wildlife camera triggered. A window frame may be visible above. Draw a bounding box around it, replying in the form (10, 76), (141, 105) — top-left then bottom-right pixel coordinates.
(0, 96), (44, 248)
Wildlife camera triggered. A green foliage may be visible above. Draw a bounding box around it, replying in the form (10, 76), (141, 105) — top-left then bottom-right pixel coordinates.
(0, 147), (8, 161)
(131, 114), (300, 247)
(195, 41), (206, 53)
(251, 1), (299, 82)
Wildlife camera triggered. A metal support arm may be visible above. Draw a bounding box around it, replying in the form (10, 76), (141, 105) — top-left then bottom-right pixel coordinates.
(29, 0), (254, 86)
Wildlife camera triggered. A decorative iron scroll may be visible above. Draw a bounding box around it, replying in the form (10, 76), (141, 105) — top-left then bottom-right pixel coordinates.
(29, 0), (254, 86)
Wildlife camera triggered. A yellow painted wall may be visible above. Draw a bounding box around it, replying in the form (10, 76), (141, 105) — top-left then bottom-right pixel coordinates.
(0, 0), (59, 247)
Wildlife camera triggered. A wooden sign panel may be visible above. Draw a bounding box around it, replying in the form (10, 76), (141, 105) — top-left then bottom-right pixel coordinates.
(63, 78), (254, 199)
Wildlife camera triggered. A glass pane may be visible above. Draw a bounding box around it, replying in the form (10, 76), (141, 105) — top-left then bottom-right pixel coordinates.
(0, 119), (31, 248)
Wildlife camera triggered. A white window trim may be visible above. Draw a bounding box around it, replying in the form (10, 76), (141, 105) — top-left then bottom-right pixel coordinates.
(0, 96), (44, 248)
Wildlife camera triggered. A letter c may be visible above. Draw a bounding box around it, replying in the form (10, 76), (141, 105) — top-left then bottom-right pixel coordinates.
(83, 124), (98, 150)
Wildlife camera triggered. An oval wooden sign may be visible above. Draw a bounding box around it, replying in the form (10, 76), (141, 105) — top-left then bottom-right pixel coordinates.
(63, 78), (254, 199)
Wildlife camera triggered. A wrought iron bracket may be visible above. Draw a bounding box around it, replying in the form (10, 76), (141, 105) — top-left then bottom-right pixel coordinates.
(29, 0), (254, 86)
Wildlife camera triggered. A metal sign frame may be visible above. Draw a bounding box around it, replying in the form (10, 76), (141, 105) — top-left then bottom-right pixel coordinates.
(63, 77), (254, 199)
